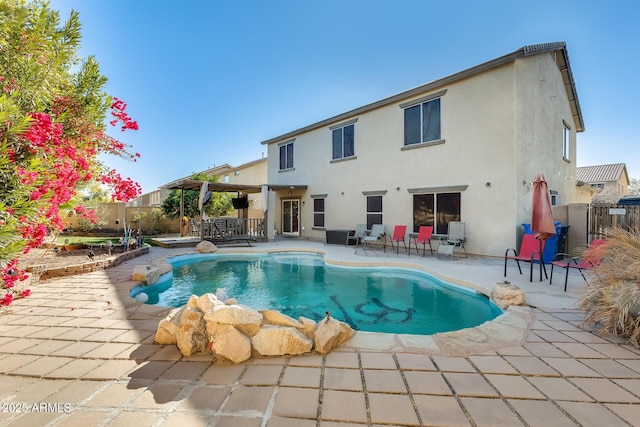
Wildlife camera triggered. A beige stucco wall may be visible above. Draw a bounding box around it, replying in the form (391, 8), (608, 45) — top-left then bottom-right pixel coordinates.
(266, 53), (579, 257)
(225, 158), (267, 218)
(512, 53), (579, 247)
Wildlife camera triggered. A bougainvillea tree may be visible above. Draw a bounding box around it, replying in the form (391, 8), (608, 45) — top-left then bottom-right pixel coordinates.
(1, 0), (141, 306)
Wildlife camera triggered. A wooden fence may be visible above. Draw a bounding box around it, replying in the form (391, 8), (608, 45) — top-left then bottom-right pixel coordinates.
(589, 203), (640, 239)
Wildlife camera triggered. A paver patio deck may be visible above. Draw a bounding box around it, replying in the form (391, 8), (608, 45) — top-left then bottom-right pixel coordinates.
(1, 240), (639, 426)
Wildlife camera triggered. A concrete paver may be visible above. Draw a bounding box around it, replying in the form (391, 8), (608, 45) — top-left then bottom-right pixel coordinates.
(0, 242), (638, 426)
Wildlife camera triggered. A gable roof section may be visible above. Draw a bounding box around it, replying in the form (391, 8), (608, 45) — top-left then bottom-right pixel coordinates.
(261, 42), (584, 146)
(576, 163), (628, 184)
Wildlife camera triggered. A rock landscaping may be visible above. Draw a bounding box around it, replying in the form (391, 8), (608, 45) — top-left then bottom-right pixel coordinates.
(155, 292), (354, 362)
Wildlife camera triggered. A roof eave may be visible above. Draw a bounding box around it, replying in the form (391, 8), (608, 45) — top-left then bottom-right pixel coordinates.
(261, 42), (584, 146)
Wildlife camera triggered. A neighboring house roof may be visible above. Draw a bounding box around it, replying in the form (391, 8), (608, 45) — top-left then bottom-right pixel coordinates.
(576, 163), (628, 184)
(261, 41), (584, 145)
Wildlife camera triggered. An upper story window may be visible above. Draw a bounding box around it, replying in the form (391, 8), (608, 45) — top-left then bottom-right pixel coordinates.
(329, 118), (357, 161)
(404, 97), (441, 146)
(279, 141), (294, 170)
(332, 124), (355, 160)
(563, 121), (571, 161)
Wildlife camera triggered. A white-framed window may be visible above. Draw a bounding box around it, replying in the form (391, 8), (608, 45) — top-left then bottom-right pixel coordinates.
(332, 123), (355, 160)
(563, 121), (571, 161)
(313, 198), (325, 228)
(279, 141), (294, 170)
(366, 195), (383, 230)
(404, 98), (441, 146)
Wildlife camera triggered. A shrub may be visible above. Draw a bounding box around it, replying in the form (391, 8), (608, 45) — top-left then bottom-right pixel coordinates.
(578, 227), (640, 347)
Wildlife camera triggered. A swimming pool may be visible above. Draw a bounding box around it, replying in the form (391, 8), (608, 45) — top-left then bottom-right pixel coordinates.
(131, 252), (502, 335)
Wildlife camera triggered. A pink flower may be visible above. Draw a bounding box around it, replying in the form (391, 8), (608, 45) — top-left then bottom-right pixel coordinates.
(1, 294), (14, 306)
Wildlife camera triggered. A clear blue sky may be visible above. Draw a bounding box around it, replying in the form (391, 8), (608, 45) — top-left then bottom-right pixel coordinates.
(49, 0), (640, 193)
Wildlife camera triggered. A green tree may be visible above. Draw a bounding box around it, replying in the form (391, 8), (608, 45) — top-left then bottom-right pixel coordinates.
(161, 172), (233, 219)
(1, 0), (140, 305)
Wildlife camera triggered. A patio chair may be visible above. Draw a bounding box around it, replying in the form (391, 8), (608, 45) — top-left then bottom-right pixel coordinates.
(346, 224), (367, 247)
(438, 221), (467, 258)
(389, 225), (408, 254)
(409, 226), (434, 256)
(504, 233), (547, 282)
(361, 224), (386, 253)
(550, 239), (607, 292)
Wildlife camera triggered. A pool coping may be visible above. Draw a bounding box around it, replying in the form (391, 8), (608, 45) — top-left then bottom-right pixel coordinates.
(134, 245), (534, 357)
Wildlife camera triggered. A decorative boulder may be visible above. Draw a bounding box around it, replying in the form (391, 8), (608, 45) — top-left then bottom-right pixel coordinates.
(297, 316), (317, 340)
(313, 317), (355, 354)
(251, 325), (313, 356)
(155, 306), (186, 344)
(204, 304), (264, 337)
(208, 323), (252, 363)
(197, 293), (223, 312)
(132, 265), (160, 285)
(195, 241), (218, 253)
(491, 281), (526, 309)
(186, 294), (199, 308)
(260, 310), (305, 328)
(176, 307), (208, 356)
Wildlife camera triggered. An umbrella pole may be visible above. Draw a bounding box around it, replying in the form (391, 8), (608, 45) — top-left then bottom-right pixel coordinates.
(539, 239), (543, 281)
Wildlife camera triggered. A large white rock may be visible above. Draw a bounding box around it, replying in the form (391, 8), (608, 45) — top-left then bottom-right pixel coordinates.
(186, 294), (199, 308)
(154, 306), (186, 344)
(132, 265), (160, 285)
(251, 325), (313, 356)
(313, 317), (355, 354)
(491, 282), (526, 309)
(204, 304), (264, 336)
(195, 240), (218, 253)
(176, 307), (208, 356)
(208, 323), (252, 363)
(297, 316), (317, 340)
(197, 293), (223, 312)
(260, 310), (305, 328)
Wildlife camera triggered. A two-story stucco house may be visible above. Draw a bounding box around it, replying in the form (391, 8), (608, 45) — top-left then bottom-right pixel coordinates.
(261, 42), (584, 257)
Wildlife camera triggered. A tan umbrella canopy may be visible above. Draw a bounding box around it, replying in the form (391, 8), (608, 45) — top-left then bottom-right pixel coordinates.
(531, 173), (556, 241)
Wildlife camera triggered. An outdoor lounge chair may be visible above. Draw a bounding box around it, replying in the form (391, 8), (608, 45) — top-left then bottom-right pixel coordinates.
(361, 224), (386, 253)
(438, 221), (467, 258)
(389, 225), (408, 254)
(409, 225), (434, 256)
(346, 224), (367, 247)
(550, 239), (607, 291)
(504, 233), (547, 282)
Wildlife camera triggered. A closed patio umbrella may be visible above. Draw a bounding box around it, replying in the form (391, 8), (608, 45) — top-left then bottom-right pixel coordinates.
(530, 173), (555, 280)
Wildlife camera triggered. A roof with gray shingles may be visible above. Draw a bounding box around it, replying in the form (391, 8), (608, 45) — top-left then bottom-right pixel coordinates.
(261, 41), (584, 145)
(576, 163), (628, 183)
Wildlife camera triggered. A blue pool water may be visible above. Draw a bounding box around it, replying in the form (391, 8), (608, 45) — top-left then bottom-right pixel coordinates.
(131, 252), (502, 335)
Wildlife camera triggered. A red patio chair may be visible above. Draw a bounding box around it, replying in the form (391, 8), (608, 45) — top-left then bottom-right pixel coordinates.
(389, 225), (407, 254)
(550, 239), (607, 292)
(409, 226), (434, 256)
(504, 233), (547, 282)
